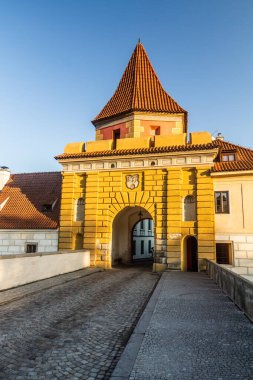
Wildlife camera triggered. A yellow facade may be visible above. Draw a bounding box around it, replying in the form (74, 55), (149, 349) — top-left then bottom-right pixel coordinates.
(58, 159), (216, 271)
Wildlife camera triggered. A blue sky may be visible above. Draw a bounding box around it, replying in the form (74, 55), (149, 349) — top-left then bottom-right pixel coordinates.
(0, 0), (253, 173)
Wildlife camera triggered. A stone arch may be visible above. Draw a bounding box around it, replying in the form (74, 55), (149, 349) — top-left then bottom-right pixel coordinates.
(111, 206), (153, 265)
(90, 190), (157, 268)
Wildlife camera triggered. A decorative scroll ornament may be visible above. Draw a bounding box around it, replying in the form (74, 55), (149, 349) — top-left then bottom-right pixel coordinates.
(126, 174), (139, 190)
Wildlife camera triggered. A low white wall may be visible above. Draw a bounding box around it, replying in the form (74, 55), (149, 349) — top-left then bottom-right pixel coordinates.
(0, 229), (58, 255)
(0, 250), (90, 291)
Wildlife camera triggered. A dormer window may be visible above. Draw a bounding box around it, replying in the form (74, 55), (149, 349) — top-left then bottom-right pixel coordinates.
(42, 199), (57, 212)
(221, 153), (235, 162)
(42, 204), (53, 212)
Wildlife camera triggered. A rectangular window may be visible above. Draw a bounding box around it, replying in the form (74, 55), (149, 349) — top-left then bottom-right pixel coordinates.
(132, 240), (136, 255)
(25, 243), (38, 253)
(113, 129), (120, 149)
(215, 191), (229, 213)
(148, 219), (152, 231)
(140, 220), (144, 230)
(148, 240), (152, 253)
(216, 243), (232, 264)
(141, 240), (144, 255)
(221, 153), (235, 162)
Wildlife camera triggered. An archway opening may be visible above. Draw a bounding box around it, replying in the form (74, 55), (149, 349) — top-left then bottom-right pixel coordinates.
(112, 206), (153, 266)
(183, 236), (198, 272)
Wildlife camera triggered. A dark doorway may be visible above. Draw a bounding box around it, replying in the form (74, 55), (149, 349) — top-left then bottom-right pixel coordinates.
(186, 236), (198, 271)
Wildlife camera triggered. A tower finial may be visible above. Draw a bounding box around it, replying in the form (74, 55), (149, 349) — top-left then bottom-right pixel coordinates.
(138, 37), (141, 44)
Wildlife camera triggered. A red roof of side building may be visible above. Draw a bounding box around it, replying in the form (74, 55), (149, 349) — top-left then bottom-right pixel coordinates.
(92, 42), (187, 124)
(0, 172), (62, 229)
(55, 139), (253, 173)
(212, 139), (253, 172)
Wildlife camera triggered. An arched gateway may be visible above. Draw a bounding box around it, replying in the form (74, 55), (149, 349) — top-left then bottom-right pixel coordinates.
(56, 42), (217, 272)
(112, 206), (153, 265)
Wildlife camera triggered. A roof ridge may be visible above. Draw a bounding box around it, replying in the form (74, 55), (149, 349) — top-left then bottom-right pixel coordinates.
(214, 138), (253, 151)
(12, 171), (61, 176)
(131, 43), (139, 110)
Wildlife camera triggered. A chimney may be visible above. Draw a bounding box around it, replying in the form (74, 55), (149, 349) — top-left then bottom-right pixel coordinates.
(0, 167), (11, 190)
(216, 132), (224, 141)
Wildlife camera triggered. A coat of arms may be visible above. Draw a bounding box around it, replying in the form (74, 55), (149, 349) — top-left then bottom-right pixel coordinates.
(126, 174), (139, 190)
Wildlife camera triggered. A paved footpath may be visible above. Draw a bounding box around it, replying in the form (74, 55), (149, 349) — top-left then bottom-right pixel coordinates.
(112, 272), (253, 380)
(0, 266), (159, 380)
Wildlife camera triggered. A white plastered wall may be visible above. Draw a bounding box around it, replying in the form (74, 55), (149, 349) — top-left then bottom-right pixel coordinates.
(0, 229), (58, 255)
(214, 173), (253, 273)
(0, 251), (90, 290)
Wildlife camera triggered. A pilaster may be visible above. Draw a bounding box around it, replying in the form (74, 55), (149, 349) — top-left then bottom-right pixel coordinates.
(196, 166), (215, 270)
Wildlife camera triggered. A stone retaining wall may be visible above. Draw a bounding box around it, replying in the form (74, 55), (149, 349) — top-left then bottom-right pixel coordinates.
(0, 250), (90, 291)
(206, 260), (253, 322)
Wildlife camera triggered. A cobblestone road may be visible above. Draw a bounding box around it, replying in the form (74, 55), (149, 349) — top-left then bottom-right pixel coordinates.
(0, 266), (159, 380)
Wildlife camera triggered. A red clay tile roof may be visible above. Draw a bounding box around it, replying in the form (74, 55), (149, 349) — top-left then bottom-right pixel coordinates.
(92, 42), (187, 124)
(212, 140), (253, 172)
(55, 139), (253, 173)
(0, 172), (62, 229)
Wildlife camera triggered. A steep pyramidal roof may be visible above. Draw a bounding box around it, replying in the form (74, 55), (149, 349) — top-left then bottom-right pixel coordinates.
(93, 42), (187, 124)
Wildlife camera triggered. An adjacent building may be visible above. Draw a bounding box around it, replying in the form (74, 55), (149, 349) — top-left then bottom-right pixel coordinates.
(212, 142), (253, 274)
(0, 168), (61, 255)
(132, 219), (154, 261)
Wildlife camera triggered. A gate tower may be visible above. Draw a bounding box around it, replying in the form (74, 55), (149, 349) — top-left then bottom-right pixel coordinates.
(56, 42), (217, 270)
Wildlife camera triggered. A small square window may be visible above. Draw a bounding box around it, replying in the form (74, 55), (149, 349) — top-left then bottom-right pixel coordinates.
(215, 191), (230, 213)
(25, 243), (38, 253)
(42, 204), (53, 212)
(150, 126), (160, 136)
